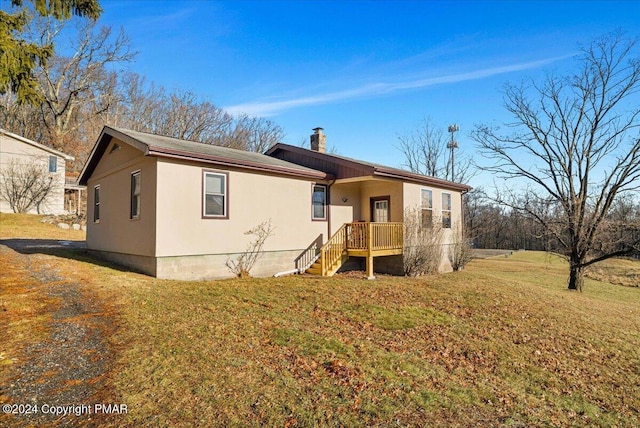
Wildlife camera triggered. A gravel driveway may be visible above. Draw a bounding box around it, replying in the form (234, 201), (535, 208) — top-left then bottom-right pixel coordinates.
(0, 243), (121, 427)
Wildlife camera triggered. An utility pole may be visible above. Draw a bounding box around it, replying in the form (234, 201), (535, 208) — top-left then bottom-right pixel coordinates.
(447, 124), (459, 181)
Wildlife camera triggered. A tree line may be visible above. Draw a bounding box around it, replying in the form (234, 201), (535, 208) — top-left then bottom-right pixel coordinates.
(464, 190), (640, 256)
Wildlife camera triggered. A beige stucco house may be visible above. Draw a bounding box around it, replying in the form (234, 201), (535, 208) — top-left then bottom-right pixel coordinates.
(0, 128), (74, 214)
(79, 126), (471, 280)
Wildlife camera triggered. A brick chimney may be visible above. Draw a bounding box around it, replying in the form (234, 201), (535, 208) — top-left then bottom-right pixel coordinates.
(310, 127), (326, 153)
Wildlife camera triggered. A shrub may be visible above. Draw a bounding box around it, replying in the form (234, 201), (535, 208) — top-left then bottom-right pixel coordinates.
(225, 220), (275, 278)
(403, 207), (444, 276)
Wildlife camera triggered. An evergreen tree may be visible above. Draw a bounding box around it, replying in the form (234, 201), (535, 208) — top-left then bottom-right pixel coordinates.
(0, 0), (101, 104)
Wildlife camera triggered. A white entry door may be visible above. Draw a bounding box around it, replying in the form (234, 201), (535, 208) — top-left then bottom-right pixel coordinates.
(371, 198), (389, 222)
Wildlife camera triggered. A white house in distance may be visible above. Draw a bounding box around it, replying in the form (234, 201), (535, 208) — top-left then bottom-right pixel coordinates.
(78, 126), (471, 280)
(0, 128), (74, 215)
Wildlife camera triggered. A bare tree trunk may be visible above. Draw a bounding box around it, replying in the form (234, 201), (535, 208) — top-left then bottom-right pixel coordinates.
(568, 252), (585, 291)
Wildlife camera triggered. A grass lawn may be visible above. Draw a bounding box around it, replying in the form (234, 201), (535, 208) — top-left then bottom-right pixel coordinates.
(1, 213), (639, 427)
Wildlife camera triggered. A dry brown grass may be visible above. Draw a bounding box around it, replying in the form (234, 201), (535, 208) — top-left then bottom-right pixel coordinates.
(586, 257), (640, 287)
(1, 214), (639, 427)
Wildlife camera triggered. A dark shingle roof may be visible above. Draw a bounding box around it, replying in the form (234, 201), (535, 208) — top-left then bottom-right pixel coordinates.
(266, 143), (472, 192)
(79, 127), (329, 185)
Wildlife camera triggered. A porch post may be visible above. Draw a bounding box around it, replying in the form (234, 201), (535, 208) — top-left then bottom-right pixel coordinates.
(366, 222), (375, 280)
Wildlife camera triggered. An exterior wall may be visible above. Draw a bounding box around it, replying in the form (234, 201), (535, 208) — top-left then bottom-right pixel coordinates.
(359, 179), (404, 223)
(86, 139), (157, 257)
(403, 182), (464, 272)
(90, 249), (158, 276)
(154, 157), (328, 277)
(0, 132), (68, 214)
(329, 182), (360, 236)
(331, 178), (466, 276)
(329, 179), (403, 236)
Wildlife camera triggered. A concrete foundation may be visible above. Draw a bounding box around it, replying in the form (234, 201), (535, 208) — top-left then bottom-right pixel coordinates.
(89, 248), (306, 280)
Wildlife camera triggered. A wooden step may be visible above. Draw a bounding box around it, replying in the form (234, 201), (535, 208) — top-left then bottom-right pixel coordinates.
(306, 266), (322, 275)
(305, 252), (349, 276)
(306, 260), (322, 275)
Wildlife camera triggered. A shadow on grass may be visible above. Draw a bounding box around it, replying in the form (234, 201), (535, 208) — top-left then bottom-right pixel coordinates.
(0, 238), (134, 273)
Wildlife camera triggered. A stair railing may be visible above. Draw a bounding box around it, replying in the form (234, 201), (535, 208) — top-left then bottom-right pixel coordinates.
(319, 224), (348, 276)
(295, 234), (323, 272)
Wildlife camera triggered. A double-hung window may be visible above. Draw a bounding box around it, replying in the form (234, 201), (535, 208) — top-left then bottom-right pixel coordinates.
(93, 185), (100, 222)
(203, 171), (227, 218)
(442, 192), (452, 228)
(130, 171), (141, 219)
(48, 156), (57, 173)
(312, 184), (327, 220)
(421, 189), (433, 228)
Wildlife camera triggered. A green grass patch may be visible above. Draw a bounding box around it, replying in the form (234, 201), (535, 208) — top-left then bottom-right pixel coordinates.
(0, 212), (85, 240)
(271, 328), (354, 357)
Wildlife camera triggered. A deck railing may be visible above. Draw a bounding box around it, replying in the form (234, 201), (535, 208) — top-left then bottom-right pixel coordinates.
(316, 222), (404, 275)
(346, 222), (404, 251)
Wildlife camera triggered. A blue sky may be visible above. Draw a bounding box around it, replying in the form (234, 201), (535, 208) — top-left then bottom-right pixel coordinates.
(96, 0), (640, 188)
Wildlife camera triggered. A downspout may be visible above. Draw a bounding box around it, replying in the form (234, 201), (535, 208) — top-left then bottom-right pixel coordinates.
(460, 189), (468, 241)
(274, 269), (299, 277)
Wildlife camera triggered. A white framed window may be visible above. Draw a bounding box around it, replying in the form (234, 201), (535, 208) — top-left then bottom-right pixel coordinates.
(93, 185), (100, 223)
(442, 192), (452, 229)
(312, 184), (327, 220)
(48, 156), (57, 173)
(130, 171), (141, 219)
(421, 188), (433, 228)
(203, 171), (228, 218)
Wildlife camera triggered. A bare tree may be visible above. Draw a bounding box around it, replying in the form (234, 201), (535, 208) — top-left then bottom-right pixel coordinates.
(0, 92), (43, 140)
(118, 75), (284, 152)
(397, 116), (475, 183)
(117, 77), (234, 143)
(33, 20), (135, 151)
(0, 159), (57, 213)
(226, 114), (285, 152)
(473, 32), (640, 291)
(1, 17), (135, 170)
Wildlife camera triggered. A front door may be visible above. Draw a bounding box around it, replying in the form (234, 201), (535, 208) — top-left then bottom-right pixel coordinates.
(370, 196), (390, 222)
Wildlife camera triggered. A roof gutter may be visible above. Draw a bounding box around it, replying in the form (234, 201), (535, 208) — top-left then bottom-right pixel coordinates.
(373, 169), (472, 192)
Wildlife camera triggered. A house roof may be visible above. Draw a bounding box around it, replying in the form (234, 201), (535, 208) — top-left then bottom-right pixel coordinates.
(0, 128), (74, 161)
(265, 143), (472, 192)
(79, 126), (330, 185)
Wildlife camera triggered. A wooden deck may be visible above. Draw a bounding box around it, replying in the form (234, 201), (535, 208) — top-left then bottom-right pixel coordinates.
(307, 222), (403, 277)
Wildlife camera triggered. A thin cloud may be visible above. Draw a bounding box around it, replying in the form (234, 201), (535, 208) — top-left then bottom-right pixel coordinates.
(225, 55), (572, 117)
(130, 7), (196, 29)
